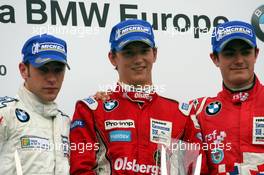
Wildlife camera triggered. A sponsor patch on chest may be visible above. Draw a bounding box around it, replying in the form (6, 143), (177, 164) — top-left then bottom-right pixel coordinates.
(20, 136), (49, 150)
(109, 130), (131, 142)
(253, 117), (264, 144)
(105, 119), (135, 130)
(150, 118), (172, 146)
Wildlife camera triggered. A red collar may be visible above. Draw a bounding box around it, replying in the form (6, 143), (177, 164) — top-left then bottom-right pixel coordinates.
(114, 83), (158, 104)
(220, 76), (261, 104)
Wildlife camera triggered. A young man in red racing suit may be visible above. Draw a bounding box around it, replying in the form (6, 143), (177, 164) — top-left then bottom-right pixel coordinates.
(184, 21), (264, 175)
(70, 19), (191, 175)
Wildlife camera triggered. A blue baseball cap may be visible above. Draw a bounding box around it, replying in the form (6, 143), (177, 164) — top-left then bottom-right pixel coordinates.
(212, 21), (257, 53)
(109, 19), (155, 51)
(22, 34), (70, 69)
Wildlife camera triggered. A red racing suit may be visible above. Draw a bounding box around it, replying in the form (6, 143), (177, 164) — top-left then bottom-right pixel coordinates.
(185, 76), (264, 174)
(70, 84), (190, 175)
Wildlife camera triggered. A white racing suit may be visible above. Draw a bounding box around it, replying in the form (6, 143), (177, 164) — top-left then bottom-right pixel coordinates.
(0, 86), (70, 175)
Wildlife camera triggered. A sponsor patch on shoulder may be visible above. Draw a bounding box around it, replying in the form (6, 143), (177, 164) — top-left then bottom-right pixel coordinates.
(82, 96), (98, 110)
(70, 120), (85, 130)
(179, 101), (191, 116)
(109, 130), (131, 142)
(0, 96), (17, 108)
(253, 117), (264, 144)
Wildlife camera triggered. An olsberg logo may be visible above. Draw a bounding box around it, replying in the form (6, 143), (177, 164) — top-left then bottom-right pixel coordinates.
(251, 5), (264, 42)
(114, 157), (160, 174)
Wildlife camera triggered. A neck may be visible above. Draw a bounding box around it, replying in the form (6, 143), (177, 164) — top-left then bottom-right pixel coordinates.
(24, 84), (52, 104)
(224, 76), (255, 92)
(227, 83), (254, 92)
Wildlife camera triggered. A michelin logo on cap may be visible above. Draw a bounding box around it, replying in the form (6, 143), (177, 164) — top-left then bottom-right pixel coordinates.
(32, 42), (66, 55)
(216, 25), (253, 41)
(115, 24), (152, 41)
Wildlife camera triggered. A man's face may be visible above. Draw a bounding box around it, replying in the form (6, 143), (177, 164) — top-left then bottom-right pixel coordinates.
(210, 39), (259, 89)
(19, 61), (66, 103)
(109, 42), (157, 86)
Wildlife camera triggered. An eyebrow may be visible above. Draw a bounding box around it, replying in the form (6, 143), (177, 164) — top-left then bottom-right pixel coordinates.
(223, 45), (253, 51)
(122, 46), (151, 51)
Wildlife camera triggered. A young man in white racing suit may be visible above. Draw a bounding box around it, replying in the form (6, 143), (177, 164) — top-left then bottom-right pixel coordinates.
(0, 34), (71, 175)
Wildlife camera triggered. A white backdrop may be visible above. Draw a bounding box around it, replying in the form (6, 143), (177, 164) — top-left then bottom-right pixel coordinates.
(1, 0), (263, 116)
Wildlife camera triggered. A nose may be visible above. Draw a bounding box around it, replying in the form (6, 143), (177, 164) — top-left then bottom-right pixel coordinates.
(233, 53), (244, 65)
(45, 72), (57, 84)
(133, 53), (144, 65)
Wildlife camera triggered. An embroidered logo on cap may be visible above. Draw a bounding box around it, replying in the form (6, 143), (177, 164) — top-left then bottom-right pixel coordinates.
(32, 42), (66, 55)
(115, 24), (151, 40)
(216, 25), (253, 41)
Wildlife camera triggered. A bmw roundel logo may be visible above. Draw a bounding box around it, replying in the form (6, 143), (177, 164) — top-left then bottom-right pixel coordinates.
(103, 100), (119, 112)
(15, 108), (30, 122)
(251, 5), (264, 42)
(205, 101), (222, 116)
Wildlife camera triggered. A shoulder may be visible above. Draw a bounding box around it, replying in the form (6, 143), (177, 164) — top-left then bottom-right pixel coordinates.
(0, 96), (18, 112)
(159, 96), (191, 116)
(191, 96), (219, 114)
(159, 96), (179, 104)
(76, 96), (99, 111)
(0, 96), (18, 108)
(0, 96), (19, 124)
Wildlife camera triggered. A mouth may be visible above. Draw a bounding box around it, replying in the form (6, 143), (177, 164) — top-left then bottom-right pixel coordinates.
(131, 66), (146, 71)
(43, 87), (58, 91)
(230, 67), (247, 71)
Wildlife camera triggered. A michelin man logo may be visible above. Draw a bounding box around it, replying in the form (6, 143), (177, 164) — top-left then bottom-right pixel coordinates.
(32, 43), (40, 54)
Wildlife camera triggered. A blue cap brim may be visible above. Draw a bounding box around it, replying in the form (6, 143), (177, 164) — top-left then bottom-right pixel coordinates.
(114, 36), (155, 51)
(28, 54), (70, 69)
(215, 35), (256, 53)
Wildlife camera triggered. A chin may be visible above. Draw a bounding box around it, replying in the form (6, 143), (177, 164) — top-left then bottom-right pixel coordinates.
(42, 95), (57, 103)
(230, 77), (250, 87)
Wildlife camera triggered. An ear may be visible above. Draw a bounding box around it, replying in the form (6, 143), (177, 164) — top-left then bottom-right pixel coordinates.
(19, 62), (29, 80)
(210, 53), (220, 67)
(254, 48), (259, 63)
(153, 47), (157, 63)
(108, 51), (117, 67)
